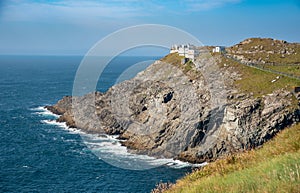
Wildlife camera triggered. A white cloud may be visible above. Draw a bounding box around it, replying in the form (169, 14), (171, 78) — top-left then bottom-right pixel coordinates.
(183, 0), (242, 11)
(1, 0), (146, 22)
(0, 0), (243, 23)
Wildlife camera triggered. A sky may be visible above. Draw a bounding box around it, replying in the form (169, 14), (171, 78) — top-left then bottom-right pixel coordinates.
(0, 0), (299, 55)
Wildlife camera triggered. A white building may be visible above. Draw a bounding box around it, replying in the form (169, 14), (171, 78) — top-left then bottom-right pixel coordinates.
(170, 44), (198, 62)
(170, 45), (179, 53)
(178, 45), (187, 56)
(212, 46), (226, 53)
(187, 49), (195, 61)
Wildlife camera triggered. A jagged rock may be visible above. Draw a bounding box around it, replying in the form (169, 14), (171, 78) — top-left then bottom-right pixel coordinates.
(46, 58), (300, 163)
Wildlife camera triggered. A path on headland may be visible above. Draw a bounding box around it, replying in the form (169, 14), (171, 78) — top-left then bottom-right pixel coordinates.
(223, 54), (300, 81)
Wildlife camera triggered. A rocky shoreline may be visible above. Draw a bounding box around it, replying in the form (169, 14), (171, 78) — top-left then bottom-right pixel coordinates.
(46, 50), (300, 163)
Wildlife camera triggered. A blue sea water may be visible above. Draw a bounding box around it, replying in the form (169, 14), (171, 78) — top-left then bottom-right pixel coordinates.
(0, 56), (191, 193)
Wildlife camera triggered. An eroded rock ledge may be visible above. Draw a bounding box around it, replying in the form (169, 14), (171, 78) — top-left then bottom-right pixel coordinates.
(46, 58), (300, 163)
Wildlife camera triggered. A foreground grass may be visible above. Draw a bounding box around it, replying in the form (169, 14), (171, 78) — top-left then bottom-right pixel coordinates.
(166, 124), (300, 193)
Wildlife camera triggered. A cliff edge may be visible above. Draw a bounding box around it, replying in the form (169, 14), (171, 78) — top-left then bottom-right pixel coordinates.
(46, 38), (300, 163)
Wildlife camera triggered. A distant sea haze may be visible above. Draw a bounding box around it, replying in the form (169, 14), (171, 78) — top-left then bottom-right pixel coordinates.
(0, 55), (190, 193)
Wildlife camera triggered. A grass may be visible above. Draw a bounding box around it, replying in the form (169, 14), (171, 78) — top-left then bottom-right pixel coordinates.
(228, 38), (300, 64)
(166, 123), (300, 193)
(160, 53), (200, 80)
(160, 53), (183, 66)
(183, 60), (194, 72)
(161, 52), (300, 106)
(260, 65), (300, 77)
(220, 56), (300, 98)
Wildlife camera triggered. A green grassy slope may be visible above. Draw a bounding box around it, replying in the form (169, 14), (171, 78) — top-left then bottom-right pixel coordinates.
(219, 55), (300, 98)
(166, 123), (300, 193)
(227, 38), (300, 65)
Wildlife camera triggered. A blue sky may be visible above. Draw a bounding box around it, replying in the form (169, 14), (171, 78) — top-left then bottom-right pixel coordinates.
(0, 0), (299, 55)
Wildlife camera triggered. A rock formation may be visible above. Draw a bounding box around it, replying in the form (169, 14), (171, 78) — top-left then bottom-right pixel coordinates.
(46, 43), (300, 163)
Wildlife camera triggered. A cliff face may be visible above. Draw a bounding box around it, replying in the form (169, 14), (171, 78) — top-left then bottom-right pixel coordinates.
(46, 52), (300, 163)
(178, 90), (299, 162)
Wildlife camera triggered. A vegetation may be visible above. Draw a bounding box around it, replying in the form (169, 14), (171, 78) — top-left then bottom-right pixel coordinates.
(220, 55), (300, 98)
(161, 50), (300, 99)
(166, 123), (300, 193)
(228, 38), (300, 64)
(259, 65), (300, 77)
(160, 53), (199, 80)
(160, 53), (183, 66)
(183, 60), (194, 72)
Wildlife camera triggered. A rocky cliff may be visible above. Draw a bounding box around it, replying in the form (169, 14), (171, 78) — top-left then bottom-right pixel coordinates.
(46, 43), (300, 163)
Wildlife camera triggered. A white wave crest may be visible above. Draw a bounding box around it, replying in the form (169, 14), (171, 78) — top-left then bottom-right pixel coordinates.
(82, 133), (207, 170)
(30, 106), (59, 118)
(34, 106), (206, 170)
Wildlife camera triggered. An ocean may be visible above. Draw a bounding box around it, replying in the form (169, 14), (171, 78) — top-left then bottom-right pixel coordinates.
(0, 55), (191, 193)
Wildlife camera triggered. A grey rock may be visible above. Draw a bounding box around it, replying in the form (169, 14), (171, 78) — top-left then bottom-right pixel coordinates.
(47, 59), (300, 163)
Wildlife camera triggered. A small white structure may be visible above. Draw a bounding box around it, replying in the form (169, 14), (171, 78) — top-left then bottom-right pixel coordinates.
(212, 46), (225, 53)
(187, 49), (196, 61)
(170, 44), (198, 62)
(170, 45), (179, 53)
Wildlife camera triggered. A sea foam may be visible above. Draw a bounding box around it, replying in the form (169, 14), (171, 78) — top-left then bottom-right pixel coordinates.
(32, 106), (206, 170)
(31, 106), (59, 118)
